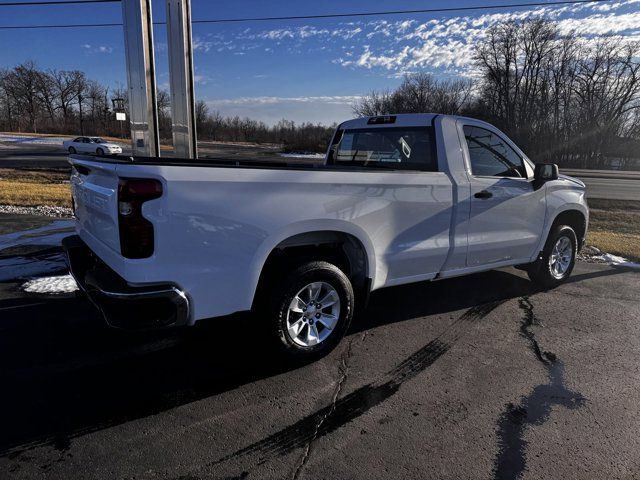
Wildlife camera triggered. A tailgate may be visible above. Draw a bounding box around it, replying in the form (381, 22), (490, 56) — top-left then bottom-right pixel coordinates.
(70, 158), (121, 253)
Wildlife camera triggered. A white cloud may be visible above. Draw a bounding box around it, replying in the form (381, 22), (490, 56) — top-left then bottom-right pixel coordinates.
(556, 12), (640, 35)
(240, 25), (365, 42)
(336, 0), (640, 75)
(194, 75), (207, 85)
(193, 37), (214, 52)
(185, 0), (639, 84)
(82, 44), (113, 54)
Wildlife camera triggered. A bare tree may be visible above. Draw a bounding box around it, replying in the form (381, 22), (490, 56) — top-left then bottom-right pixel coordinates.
(51, 70), (85, 128)
(353, 73), (473, 117)
(352, 89), (395, 116)
(4, 61), (41, 132)
(0, 69), (15, 131)
(35, 70), (57, 124)
(156, 89), (172, 139)
(473, 18), (640, 167)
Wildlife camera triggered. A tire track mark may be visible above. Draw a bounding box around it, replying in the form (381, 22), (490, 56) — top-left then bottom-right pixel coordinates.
(210, 299), (506, 472)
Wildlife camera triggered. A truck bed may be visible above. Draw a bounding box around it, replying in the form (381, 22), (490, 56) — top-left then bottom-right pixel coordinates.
(69, 153), (454, 322)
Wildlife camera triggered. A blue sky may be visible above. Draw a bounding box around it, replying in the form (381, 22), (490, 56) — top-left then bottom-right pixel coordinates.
(0, 0), (638, 124)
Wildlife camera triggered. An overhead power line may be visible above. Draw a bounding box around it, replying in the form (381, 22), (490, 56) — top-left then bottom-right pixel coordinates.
(0, 0), (118, 6)
(0, 22), (122, 29)
(0, 0), (614, 29)
(190, 0), (613, 24)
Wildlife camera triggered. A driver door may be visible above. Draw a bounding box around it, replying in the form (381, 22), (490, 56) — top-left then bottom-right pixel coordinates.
(460, 122), (546, 266)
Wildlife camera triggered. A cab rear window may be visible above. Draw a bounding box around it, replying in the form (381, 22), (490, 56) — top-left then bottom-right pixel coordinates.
(328, 127), (437, 171)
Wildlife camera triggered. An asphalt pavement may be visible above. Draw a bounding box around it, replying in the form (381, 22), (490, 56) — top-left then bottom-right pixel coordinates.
(575, 176), (640, 201)
(0, 214), (639, 479)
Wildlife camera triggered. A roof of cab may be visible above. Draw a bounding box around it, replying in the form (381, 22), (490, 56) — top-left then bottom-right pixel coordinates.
(340, 113), (442, 129)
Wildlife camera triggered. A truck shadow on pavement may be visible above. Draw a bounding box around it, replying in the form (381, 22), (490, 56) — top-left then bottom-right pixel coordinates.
(0, 265), (630, 460)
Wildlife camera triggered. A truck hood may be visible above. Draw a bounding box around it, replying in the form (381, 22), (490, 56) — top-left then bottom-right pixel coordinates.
(559, 173), (585, 189)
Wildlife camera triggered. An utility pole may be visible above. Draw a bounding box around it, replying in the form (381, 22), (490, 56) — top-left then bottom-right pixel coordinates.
(122, 0), (160, 157)
(78, 93), (84, 135)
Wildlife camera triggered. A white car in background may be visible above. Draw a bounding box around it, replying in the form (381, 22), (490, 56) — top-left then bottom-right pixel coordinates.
(63, 136), (122, 156)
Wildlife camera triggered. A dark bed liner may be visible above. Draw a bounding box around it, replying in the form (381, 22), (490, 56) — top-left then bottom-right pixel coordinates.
(69, 154), (434, 174)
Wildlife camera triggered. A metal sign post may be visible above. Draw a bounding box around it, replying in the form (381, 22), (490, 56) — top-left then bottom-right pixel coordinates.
(112, 97), (127, 139)
(121, 0), (161, 157)
(166, 0), (198, 158)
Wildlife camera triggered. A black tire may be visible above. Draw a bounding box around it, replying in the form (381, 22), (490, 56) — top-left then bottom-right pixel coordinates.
(68, 147), (76, 154)
(527, 225), (577, 289)
(264, 261), (354, 362)
(96, 148), (104, 156)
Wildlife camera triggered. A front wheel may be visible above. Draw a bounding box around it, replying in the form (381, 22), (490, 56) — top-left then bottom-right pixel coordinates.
(264, 261), (354, 361)
(68, 147), (76, 154)
(527, 225), (577, 288)
(96, 148), (104, 156)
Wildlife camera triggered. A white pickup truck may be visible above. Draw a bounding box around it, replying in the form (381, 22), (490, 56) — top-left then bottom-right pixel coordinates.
(64, 114), (588, 360)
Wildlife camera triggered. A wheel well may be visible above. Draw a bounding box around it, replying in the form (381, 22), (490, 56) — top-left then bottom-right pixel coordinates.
(254, 231), (369, 304)
(552, 210), (587, 249)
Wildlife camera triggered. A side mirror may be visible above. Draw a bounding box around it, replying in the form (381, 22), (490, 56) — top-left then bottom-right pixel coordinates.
(533, 163), (558, 190)
(534, 163), (559, 182)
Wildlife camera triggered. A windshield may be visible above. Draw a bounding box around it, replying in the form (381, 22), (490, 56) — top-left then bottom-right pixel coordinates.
(90, 137), (105, 143)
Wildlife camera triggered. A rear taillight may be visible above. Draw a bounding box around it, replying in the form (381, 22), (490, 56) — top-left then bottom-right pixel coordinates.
(118, 178), (162, 259)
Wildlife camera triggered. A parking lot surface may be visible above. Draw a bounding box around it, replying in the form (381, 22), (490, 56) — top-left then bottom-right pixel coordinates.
(0, 215), (639, 479)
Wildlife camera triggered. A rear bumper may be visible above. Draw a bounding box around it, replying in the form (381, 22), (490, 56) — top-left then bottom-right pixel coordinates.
(62, 235), (190, 329)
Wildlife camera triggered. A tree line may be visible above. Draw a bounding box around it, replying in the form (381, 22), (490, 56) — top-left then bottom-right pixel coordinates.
(0, 61), (335, 152)
(1, 18), (639, 167)
(0, 61), (130, 138)
(355, 19), (640, 169)
(194, 102), (335, 152)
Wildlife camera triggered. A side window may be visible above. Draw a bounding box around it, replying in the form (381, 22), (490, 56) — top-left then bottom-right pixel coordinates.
(463, 126), (525, 178)
(82, 138), (90, 143)
(329, 127), (437, 171)
(73, 137), (82, 142)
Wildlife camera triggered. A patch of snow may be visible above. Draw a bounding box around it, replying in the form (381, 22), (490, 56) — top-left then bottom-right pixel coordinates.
(593, 253), (640, 269)
(578, 246), (640, 268)
(0, 134), (68, 146)
(0, 205), (74, 218)
(279, 152), (325, 159)
(21, 274), (78, 294)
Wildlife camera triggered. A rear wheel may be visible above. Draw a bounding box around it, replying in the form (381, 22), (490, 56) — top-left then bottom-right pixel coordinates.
(262, 261), (354, 361)
(96, 148), (104, 156)
(68, 147), (76, 154)
(527, 225), (577, 288)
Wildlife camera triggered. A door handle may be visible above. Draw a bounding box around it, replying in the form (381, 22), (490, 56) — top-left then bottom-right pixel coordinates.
(474, 190), (493, 199)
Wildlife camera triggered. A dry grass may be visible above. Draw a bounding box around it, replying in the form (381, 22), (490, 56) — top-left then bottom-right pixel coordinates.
(587, 231), (640, 262)
(0, 168), (68, 184)
(0, 130), (174, 150)
(0, 130), (127, 144)
(0, 169), (71, 207)
(587, 202), (640, 261)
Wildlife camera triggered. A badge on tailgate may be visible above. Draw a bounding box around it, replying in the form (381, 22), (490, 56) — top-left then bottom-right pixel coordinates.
(77, 184), (113, 214)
